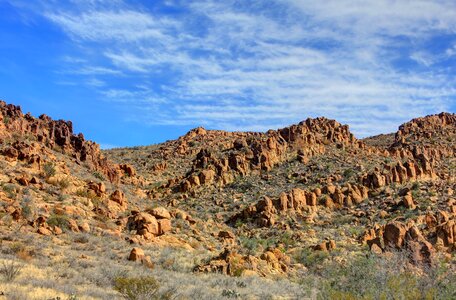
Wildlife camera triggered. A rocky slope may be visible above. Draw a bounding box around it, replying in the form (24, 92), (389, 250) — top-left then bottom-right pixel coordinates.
(0, 100), (454, 299)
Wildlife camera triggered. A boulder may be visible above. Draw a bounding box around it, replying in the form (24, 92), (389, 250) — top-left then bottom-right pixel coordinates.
(128, 247), (145, 261)
(149, 207), (171, 219)
(383, 222), (407, 249)
(110, 190), (127, 207)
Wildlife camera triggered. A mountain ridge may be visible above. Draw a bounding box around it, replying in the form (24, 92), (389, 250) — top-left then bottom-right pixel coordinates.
(0, 100), (455, 299)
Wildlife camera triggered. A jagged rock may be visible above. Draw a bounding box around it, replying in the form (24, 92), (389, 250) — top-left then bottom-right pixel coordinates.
(110, 190), (127, 208)
(88, 182), (106, 197)
(406, 226), (435, 265)
(218, 230), (236, 240)
(402, 192), (416, 209)
(128, 212), (159, 239)
(0, 101), (124, 183)
(79, 222), (90, 233)
(436, 220), (455, 250)
(313, 240), (336, 252)
(199, 169), (216, 185)
(195, 247), (290, 277)
(383, 222), (408, 249)
(178, 117), (363, 191)
(119, 164), (136, 177)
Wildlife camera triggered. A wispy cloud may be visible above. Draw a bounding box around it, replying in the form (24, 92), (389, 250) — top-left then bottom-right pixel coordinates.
(21, 0), (456, 137)
(45, 10), (176, 42)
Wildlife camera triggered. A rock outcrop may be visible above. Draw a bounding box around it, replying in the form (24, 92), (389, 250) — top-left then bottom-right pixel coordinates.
(179, 117), (364, 192)
(194, 247), (291, 277)
(0, 101), (135, 183)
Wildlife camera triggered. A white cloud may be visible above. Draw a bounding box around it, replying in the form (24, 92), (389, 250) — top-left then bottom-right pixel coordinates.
(45, 10), (176, 42)
(74, 66), (123, 75)
(101, 87), (168, 104)
(40, 0), (456, 137)
(446, 44), (456, 57)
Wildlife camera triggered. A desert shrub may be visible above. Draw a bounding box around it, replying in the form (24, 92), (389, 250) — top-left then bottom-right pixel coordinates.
(2, 183), (17, 199)
(114, 276), (173, 300)
(73, 234), (89, 244)
(57, 193), (68, 202)
(316, 253), (456, 300)
(294, 248), (329, 271)
(239, 236), (275, 255)
(5, 242), (26, 255)
(92, 171), (105, 181)
(56, 178), (71, 189)
(20, 196), (34, 220)
(412, 182), (420, 190)
(0, 261), (23, 282)
(44, 162), (57, 178)
(343, 169), (355, 180)
(75, 188), (89, 198)
(227, 179), (254, 193)
(222, 289), (241, 298)
(157, 247), (204, 272)
(47, 214), (70, 230)
(188, 141), (198, 147)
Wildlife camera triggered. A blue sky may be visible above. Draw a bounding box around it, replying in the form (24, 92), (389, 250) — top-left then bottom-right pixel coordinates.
(0, 0), (455, 148)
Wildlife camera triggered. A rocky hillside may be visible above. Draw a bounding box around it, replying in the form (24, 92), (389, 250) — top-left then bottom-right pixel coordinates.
(0, 100), (455, 299)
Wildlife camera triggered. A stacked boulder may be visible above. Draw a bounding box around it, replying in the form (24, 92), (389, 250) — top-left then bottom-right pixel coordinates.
(127, 207), (172, 242)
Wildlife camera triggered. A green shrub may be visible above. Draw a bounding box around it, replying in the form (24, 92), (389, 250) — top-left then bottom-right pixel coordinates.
(114, 276), (171, 300)
(47, 214), (70, 230)
(21, 201), (33, 220)
(75, 188), (89, 198)
(56, 178), (70, 189)
(222, 289), (241, 298)
(343, 169), (355, 180)
(316, 253), (456, 300)
(294, 248), (329, 270)
(2, 183), (17, 199)
(92, 171), (105, 181)
(57, 194), (68, 202)
(44, 162), (56, 178)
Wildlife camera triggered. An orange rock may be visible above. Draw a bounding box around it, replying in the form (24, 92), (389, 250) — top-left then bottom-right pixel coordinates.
(402, 192), (416, 209)
(110, 190), (126, 206)
(306, 192), (317, 206)
(68, 219), (80, 232)
(88, 181), (106, 197)
(383, 222), (407, 249)
(16, 175), (29, 186)
(128, 247), (145, 261)
(37, 227), (52, 236)
(53, 226), (63, 235)
(157, 219), (172, 235)
(149, 207), (171, 219)
(119, 164), (136, 177)
(79, 222), (90, 233)
(199, 169), (216, 184)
